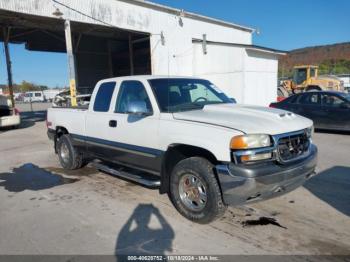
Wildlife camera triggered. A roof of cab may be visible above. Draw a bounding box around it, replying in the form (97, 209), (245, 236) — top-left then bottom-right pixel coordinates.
(97, 75), (203, 83)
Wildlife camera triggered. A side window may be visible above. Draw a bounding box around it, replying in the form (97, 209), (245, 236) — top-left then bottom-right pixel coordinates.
(115, 81), (152, 113)
(93, 82), (116, 112)
(298, 93), (319, 105)
(293, 69), (307, 85)
(321, 94), (345, 108)
(310, 68), (316, 78)
(288, 95), (298, 104)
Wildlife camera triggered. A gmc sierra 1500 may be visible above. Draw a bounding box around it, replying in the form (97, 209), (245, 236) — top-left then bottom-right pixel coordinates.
(47, 76), (317, 223)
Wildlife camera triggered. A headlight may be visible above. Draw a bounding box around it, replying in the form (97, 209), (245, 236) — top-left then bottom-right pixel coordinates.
(230, 134), (271, 150)
(306, 126), (314, 138)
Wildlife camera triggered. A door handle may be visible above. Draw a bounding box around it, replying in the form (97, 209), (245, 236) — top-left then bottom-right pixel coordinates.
(109, 120), (117, 128)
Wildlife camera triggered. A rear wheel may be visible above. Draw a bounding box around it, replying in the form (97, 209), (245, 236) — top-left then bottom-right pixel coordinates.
(56, 134), (84, 170)
(169, 157), (226, 224)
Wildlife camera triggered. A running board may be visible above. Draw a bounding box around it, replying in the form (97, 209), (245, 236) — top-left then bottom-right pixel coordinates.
(92, 161), (161, 188)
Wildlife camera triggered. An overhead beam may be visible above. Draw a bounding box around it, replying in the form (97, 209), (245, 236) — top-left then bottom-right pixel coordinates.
(40, 29), (65, 43)
(74, 33), (82, 52)
(10, 29), (39, 39)
(132, 36), (150, 45)
(64, 20), (77, 107)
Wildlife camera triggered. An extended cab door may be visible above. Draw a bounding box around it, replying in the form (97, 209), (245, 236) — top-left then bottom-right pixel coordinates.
(108, 80), (161, 173)
(85, 81), (119, 158)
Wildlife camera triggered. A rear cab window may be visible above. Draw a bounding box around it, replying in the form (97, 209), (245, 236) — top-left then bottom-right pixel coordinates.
(93, 82), (116, 112)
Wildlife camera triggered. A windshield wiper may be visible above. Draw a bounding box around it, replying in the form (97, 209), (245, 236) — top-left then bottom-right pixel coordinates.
(169, 103), (204, 112)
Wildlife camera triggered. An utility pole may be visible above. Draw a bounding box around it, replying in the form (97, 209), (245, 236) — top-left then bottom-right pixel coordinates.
(64, 20), (77, 107)
(3, 27), (15, 107)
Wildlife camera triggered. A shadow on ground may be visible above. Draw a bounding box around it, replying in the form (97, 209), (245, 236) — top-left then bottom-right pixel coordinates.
(21, 110), (47, 122)
(0, 163), (79, 192)
(115, 204), (174, 257)
(304, 166), (350, 216)
(315, 129), (350, 136)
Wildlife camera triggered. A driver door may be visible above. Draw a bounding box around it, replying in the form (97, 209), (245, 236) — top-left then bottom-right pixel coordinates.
(107, 80), (161, 173)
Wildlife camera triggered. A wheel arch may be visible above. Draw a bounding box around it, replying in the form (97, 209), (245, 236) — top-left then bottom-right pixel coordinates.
(54, 126), (69, 153)
(159, 143), (219, 194)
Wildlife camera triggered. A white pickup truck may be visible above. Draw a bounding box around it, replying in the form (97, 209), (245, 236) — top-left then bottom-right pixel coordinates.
(47, 76), (317, 223)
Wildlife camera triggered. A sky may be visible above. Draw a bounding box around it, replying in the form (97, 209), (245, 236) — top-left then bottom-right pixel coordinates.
(1, 0), (350, 87)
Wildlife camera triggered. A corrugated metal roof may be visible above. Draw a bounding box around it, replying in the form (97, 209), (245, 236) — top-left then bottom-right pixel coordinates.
(119, 0), (255, 32)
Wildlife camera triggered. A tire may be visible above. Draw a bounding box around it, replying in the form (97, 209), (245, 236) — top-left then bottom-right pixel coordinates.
(169, 157), (227, 224)
(56, 134), (84, 170)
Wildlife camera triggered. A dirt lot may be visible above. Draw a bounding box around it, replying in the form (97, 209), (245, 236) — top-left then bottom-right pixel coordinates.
(0, 109), (349, 256)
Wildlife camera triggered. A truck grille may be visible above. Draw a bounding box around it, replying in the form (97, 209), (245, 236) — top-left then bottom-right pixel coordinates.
(277, 132), (310, 162)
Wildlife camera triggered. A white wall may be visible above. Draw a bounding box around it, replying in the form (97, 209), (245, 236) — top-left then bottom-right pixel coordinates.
(192, 43), (246, 102)
(1, 0), (280, 106)
(192, 43), (279, 106)
(244, 50), (278, 106)
(0, 0), (252, 74)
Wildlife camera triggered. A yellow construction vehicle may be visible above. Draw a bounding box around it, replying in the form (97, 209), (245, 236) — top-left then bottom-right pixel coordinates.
(278, 65), (344, 97)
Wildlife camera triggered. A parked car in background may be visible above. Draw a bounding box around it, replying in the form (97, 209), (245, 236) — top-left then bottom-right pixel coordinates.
(270, 91), (350, 132)
(13, 92), (25, 102)
(0, 95), (20, 128)
(23, 91), (45, 103)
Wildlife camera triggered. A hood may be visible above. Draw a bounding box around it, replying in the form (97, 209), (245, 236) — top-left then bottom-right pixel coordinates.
(173, 103), (313, 135)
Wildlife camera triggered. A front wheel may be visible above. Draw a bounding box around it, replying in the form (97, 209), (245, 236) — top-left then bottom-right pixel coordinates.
(169, 157), (227, 224)
(56, 134), (84, 170)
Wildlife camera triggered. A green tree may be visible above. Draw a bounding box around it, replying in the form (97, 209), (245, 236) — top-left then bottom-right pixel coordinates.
(19, 80), (37, 92)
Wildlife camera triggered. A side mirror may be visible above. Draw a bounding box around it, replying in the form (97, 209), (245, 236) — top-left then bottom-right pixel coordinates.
(126, 100), (152, 116)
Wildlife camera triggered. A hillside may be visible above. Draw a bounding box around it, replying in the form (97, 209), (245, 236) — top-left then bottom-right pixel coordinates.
(279, 42), (350, 77)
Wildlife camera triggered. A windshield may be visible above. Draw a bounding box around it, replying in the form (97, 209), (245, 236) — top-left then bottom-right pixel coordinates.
(293, 68), (307, 85)
(148, 78), (232, 113)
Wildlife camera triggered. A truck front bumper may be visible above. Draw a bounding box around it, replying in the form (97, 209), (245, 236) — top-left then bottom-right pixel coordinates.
(216, 144), (318, 206)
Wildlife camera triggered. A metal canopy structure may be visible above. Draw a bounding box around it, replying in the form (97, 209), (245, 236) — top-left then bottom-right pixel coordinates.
(0, 0), (281, 106)
(0, 9), (152, 105)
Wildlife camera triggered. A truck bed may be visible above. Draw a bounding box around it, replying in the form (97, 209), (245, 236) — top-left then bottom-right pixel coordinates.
(47, 107), (87, 136)
(52, 105), (89, 110)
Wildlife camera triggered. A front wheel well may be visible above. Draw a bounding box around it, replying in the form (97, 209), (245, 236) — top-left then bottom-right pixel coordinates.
(159, 144), (219, 194)
(56, 126), (69, 137)
(54, 126), (69, 153)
